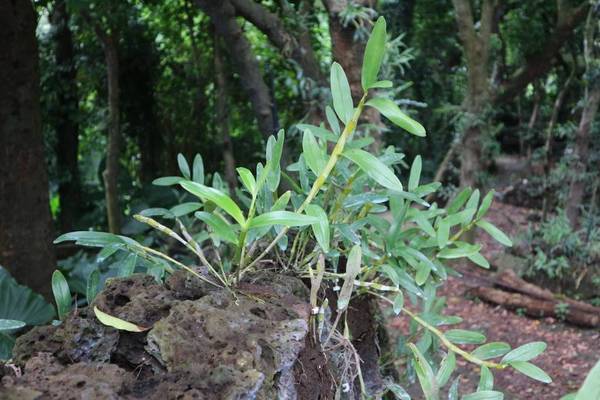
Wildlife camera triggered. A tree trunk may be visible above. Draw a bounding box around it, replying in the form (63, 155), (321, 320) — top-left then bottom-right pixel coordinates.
(565, 87), (600, 227)
(566, 7), (599, 228)
(324, 0), (384, 151)
(451, 0), (588, 188)
(96, 30), (122, 234)
(214, 34), (238, 196)
(196, 0), (275, 138)
(0, 0), (56, 297)
(50, 0), (81, 232)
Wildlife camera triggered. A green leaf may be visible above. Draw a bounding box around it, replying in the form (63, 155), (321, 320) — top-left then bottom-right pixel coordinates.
(437, 218), (450, 249)
(447, 188), (472, 214)
(476, 220), (512, 247)
(448, 376), (460, 400)
(265, 130), (285, 191)
(330, 62), (354, 124)
(343, 148), (403, 191)
(445, 329), (486, 344)
(472, 342), (511, 360)
(462, 391), (504, 400)
(386, 382), (411, 400)
(306, 204), (330, 252)
(181, 181), (245, 226)
(369, 80), (393, 89)
(54, 231), (129, 247)
(510, 361), (552, 383)
(248, 211), (319, 229)
(468, 253), (490, 269)
(437, 243), (481, 259)
(409, 156), (422, 191)
(575, 358), (600, 400)
(117, 253), (137, 277)
(0, 319), (25, 332)
(0, 267), (55, 326)
(477, 190), (494, 219)
(177, 153), (191, 179)
(366, 97), (426, 136)
(361, 16), (387, 90)
(237, 167), (257, 195)
(93, 306), (148, 332)
(52, 270), (71, 320)
(302, 129), (327, 176)
(408, 343), (438, 400)
(192, 154), (204, 184)
(195, 211), (238, 244)
(337, 245), (361, 311)
(271, 191), (291, 211)
(169, 202), (202, 217)
(86, 269), (100, 305)
(436, 351), (456, 386)
(325, 106), (340, 135)
(152, 176), (184, 186)
(501, 342), (546, 363)
(477, 366), (494, 391)
(393, 291), (404, 315)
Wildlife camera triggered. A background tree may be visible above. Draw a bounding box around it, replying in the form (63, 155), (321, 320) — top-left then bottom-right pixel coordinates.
(0, 0), (56, 298)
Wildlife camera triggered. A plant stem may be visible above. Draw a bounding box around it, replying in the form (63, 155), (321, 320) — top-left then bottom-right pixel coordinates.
(370, 291), (506, 370)
(244, 93), (369, 273)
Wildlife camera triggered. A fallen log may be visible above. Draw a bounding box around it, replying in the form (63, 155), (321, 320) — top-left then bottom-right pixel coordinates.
(494, 269), (600, 314)
(470, 286), (600, 328)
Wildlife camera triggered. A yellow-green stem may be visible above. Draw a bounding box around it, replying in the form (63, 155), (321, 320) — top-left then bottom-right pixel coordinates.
(243, 93), (369, 273)
(371, 291), (506, 370)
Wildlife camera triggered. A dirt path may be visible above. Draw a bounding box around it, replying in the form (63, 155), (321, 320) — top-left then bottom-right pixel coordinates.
(390, 202), (600, 399)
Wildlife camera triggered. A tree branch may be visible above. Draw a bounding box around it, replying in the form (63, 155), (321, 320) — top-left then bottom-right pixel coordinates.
(195, 0), (275, 138)
(230, 0), (323, 84)
(495, 2), (589, 103)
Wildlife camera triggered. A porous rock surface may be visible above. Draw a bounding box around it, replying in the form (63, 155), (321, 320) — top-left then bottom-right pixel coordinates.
(0, 272), (318, 399)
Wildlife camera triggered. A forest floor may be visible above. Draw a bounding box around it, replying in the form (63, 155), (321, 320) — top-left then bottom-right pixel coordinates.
(389, 201), (600, 400)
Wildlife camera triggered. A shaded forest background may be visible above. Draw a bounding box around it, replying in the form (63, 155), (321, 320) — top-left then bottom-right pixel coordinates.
(1, 0), (599, 303)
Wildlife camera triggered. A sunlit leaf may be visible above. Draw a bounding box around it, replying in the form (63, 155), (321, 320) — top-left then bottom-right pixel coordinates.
(462, 391), (503, 400)
(181, 181), (245, 225)
(342, 148), (403, 191)
(510, 361), (552, 383)
(477, 366), (494, 391)
(575, 358), (600, 399)
(361, 16), (387, 90)
(501, 342), (546, 363)
(393, 291), (404, 315)
(192, 154), (204, 184)
(93, 306), (148, 332)
(248, 211), (318, 229)
(306, 204), (330, 252)
(472, 342), (511, 360)
(366, 97), (425, 136)
(408, 343), (438, 400)
(152, 176), (183, 186)
(177, 153), (191, 179)
(409, 155), (422, 191)
(52, 270), (71, 320)
(476, 220), (512, 247)
(0, 319), (25, 332)
(436, 351), (456, 386)
(444, 329), (486, 344)
(302, 129), (327, 176)
(195, 211), (238, 244)
(330, 62), (354, 124)
(337, 245), (361, 311)
(237, 167), (257, 195)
